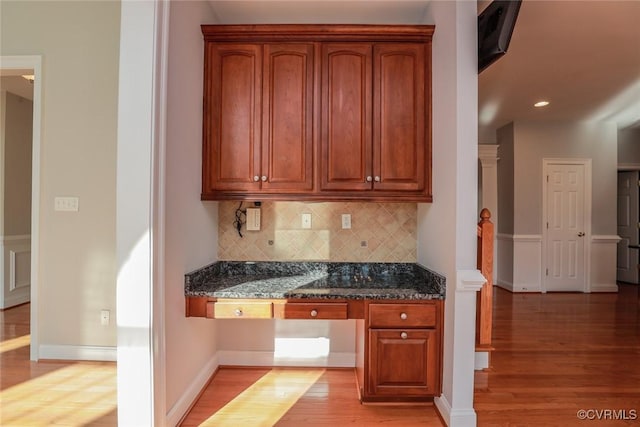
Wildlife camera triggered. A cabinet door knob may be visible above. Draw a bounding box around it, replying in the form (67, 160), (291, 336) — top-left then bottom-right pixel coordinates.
(400, 332), (408, 340)
(310, 309), (318, 317)
(366, 176), (373, 182)
(374, 176), (381, 182)
(400, 312), (408, 320)
(261, 175), (268, 182)
(234, 308), (243, 317)
(253, 176), (260, 182)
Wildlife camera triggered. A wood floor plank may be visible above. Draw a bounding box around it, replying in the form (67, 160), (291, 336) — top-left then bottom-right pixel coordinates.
(0, 304), (117, 427)
(3, 284), (639, 426)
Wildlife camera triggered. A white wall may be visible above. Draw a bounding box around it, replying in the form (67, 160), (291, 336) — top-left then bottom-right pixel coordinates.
(419, 1), (480, 425)
(1, 0), (120, 356)
(514, 121), (617, 235)
(496, 120), (619, 292)
(164, 1), (219, 423)
(618, 127), (640, 166)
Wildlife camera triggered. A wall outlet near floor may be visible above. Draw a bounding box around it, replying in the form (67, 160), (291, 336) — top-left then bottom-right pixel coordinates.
(301, 213), (312, 229)
(100, 310), (110, 326)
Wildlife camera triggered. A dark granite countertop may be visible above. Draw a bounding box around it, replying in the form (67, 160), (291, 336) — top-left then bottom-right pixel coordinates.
(185, 261), (445, 300)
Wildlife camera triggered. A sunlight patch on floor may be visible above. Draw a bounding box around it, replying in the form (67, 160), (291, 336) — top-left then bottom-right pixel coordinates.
(0, 334), (30, 354)
(0, 363), (116, 426)
(200, 369), (325, 426)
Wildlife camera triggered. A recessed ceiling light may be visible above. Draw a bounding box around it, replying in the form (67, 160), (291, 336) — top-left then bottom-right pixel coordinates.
(534, 101), (550, 108)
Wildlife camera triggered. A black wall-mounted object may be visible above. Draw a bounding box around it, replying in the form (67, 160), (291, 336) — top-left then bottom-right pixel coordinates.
(478, 0), (522, 73)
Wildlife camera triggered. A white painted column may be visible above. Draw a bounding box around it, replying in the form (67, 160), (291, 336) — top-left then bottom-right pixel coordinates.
(419, 1), (481, 426)
(116, 1), (169, 425)
(478, 144), (499, 229)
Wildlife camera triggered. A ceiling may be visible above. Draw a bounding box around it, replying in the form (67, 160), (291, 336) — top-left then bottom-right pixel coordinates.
(207, 0), (640, 144)
(478, 0), (640, 143)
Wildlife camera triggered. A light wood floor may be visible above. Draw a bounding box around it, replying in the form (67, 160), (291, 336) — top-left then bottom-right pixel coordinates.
(0, 303), (117, 426)
(1, 285), (639, 426)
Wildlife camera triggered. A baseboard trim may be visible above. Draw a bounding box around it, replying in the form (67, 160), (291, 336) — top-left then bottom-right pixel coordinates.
(0, 292), (30, 309)
(434, 394), (477, 426)
(590, 284), (619, 293)
(495, 280), (514, 292)
(39, 344), (116, 361)
(166, 353), (219, 427)
(475, 351), (489, 370)
(217, 350), (356, 367)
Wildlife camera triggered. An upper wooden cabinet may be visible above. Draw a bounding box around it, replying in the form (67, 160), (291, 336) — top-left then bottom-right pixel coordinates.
(201, 25), (434, 202)
(203, 42), (314, 194)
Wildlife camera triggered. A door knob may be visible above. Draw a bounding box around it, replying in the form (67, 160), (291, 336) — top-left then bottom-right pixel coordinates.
(578, 232), (585, 237)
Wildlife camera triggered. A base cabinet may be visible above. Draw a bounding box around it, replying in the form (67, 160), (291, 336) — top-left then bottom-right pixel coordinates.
(368, 328), (439, 397)
(360, 301), (442, 402)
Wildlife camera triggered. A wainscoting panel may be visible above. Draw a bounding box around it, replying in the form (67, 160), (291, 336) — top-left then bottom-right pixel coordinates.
(513, 235), (542, 292)
(1, 235), (31, 309)
(496, 234), (514, 291)
(590, 235), (620, 292)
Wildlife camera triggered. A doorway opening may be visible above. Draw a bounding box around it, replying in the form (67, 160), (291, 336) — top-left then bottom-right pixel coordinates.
(0, 56), (42, 360)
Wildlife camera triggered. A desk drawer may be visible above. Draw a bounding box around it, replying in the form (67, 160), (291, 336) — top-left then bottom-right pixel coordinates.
(284, 302), (348, 319)
(368, 303), (437, 328)
(214, 301), (273, 319)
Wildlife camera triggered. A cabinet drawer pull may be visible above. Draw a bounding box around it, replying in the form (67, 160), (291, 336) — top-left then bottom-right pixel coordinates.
(253, 175), (260, 182)
(310, 309), (318, 317)
(234, 308), (243, 317)
(261, 175), (268, 182)
(400, 312), (408, 320)
(400, 332), (408, 340)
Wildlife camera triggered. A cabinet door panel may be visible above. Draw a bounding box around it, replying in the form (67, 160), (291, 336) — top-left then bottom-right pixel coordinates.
(373, 44), (426, 191)
(262, 44), (315, 192)
(368, 328), (439, 397)
(204, 44), (262, 192)
(321, 44), (372, 191)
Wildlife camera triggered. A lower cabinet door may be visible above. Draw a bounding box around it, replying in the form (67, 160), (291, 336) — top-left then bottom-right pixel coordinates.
(367, 328), (439, 397)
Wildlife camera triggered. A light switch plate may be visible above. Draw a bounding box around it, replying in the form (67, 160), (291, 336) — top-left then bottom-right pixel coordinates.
(341, 214), (351, 229)
(301, 213), (312, 229)
(54, 196), (79, 212)
(246, 208), (261, 231)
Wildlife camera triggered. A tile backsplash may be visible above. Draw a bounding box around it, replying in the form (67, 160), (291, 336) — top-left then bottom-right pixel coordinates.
(218, 201), (417, 262)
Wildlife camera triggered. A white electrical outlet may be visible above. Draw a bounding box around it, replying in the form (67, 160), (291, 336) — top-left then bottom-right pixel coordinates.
(246, 208), (261, 231)
(301, 213), (312, 229)
(100, 310), (110, 326)
(341, 214), (351, 229)
(54, 196), (79, 212)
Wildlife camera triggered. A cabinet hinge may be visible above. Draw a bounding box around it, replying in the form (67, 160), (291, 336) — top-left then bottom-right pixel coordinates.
(546, 175), (549, 183)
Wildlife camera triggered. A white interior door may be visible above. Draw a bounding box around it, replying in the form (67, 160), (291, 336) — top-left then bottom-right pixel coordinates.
(545, 162), (587, 292)
(616, 171), (639, 284)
